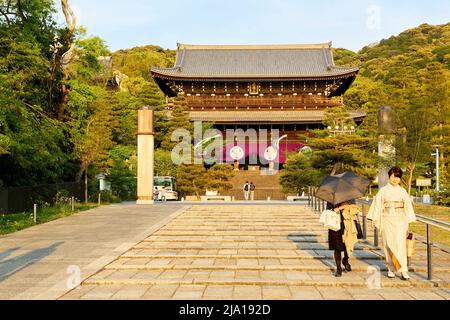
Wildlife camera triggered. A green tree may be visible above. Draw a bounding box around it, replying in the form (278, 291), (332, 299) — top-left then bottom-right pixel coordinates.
(176, 163), (207, 200)
(154, 149), (178, 177)
(279, 153), (324, 194)
(301, 107), (377, 178)
(161, 95), (193, 151)
(70, 96), (115, 202)
(205, 164), (235, 194)
(107, 145), (136, 201)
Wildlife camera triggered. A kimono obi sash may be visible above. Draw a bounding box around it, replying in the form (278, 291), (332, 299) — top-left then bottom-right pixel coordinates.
(383, 200), (405, 216)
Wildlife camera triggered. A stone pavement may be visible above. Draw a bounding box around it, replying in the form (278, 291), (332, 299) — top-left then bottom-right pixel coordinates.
(0, 203), (186, 299)
(61, 204), (450, 300)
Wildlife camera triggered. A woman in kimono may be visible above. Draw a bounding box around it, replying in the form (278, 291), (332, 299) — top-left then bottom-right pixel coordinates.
(367, 167), (416, 280)
(327, 201), (360, 277)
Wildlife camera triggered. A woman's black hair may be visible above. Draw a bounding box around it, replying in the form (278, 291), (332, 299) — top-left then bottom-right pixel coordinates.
(388, 167), (403, 178)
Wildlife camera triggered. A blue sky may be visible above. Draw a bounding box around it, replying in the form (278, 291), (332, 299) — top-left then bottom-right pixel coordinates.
(58, 0), (450, 52)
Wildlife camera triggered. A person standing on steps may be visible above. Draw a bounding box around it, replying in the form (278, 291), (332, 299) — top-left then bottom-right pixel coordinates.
(249, 182), (255, 201)
(327, 201), (360, 277)
(368, 167), (416, 280)
(243, 181), (250, 201)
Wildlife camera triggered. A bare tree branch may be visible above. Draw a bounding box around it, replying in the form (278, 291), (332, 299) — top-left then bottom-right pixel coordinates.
(48, 0), (77, 120)
(15, 0), (27, 22)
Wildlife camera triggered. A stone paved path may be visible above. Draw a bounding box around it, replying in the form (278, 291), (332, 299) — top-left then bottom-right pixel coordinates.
(62, 204), (450, 300)
(0, 203), (186, 299)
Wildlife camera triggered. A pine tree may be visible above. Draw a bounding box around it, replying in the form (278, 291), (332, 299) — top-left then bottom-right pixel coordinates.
(160, 95), (193, 151)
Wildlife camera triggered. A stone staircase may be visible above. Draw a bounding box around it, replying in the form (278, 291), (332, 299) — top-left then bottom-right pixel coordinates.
(223, 171), (289, 200)
(62, 205), (450, 300)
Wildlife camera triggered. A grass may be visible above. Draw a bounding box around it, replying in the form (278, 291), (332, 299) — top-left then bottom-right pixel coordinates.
(358, 202), (450, 247)
(0, 203), (99, 235)
(410, 203), (450, 247)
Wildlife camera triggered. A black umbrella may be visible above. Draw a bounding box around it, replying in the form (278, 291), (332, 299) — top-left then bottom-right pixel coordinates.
(335, 171), (372, 194)
(315, 171), (371, 206)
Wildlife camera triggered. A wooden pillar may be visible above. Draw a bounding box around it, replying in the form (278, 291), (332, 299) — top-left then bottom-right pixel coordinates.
(137, 107), (154, 205)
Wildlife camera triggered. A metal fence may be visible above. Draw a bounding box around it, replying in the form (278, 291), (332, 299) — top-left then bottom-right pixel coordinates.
(0, 182), (84, 215)
(307, 186), (450, 281)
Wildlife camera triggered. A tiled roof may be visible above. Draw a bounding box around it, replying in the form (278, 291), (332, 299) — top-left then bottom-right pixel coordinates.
(151, 43), (359, 80)
(168, 110), (367, 123)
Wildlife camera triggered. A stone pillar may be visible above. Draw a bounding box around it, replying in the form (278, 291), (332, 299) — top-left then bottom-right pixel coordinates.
(378, 106), (396, 188)
(137, 107), (154, 205)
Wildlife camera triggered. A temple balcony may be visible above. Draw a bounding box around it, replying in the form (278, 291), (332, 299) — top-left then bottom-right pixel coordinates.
(176, 95), (344, 110)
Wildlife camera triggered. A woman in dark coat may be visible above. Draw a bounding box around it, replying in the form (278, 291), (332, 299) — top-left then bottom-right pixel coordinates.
(327, 202), (352, 277)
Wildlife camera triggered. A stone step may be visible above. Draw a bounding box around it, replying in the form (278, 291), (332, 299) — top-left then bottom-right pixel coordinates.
(164, 223), (325, 227)
(173, 218), (324, 220)
(124, 252), (450, 261)
(160, 228), (333, 231)
(152, 234), (331, 238)
(82, 277), (448, 289)
(179, 215), (314, 217)
(168, 221), (323, 225)
(132, 244), (383, 251)
(120, 254), (346, 260)
(101, 264), (450, 273)
(142, 238), (372, 243)
(149, 237), (378, 243)
(174, 216), (321, 219)
(154, 232), (330, 236)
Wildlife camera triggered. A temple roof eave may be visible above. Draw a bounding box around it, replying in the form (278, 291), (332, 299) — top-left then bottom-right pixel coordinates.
(167, 110), (367, 124)
(150, 68), (359, 82)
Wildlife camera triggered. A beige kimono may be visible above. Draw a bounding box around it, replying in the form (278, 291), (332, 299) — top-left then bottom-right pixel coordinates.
(367, 183), (417, 272)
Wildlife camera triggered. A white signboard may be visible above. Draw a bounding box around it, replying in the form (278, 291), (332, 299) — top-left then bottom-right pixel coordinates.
(416, 178), (432, 187)
(229, 146), (244, 160)
(264, 146), (278, 161)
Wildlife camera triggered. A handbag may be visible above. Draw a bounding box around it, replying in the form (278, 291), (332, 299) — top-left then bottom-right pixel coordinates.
(354, 218), (364, 239)
(319, 209), (341, 231)
(407, 232), (414, 257)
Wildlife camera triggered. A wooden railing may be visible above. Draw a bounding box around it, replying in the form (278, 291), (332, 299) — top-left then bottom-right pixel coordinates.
(183, 95), (344, 109)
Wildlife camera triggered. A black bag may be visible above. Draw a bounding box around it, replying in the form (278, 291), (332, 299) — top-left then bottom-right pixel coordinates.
(355, 219), (364, 239)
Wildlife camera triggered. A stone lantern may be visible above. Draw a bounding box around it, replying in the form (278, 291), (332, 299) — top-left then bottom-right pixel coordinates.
(377, 106), (396, 188)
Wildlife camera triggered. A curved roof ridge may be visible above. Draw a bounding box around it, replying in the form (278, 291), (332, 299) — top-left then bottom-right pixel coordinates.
(329, 65), (359, 72)
(177, 42), (333, 50)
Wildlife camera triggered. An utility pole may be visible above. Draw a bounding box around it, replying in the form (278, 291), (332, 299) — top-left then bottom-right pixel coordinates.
(432, 145), (440, 192)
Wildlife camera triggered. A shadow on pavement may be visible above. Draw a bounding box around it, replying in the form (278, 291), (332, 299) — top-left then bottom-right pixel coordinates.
(287, 232), (385, 274)
(0, 242), (64, 282)
(0, 247), (20, 263)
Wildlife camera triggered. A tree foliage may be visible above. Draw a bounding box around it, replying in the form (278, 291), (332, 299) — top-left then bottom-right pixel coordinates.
(205, 164), (235, 194)
(1, 3), (448, 204)
(279, 153), (324, 194)
(336, 23), (450, 194)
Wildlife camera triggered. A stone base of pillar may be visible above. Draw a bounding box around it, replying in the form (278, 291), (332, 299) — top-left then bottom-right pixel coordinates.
(136, 199), (154, 205)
